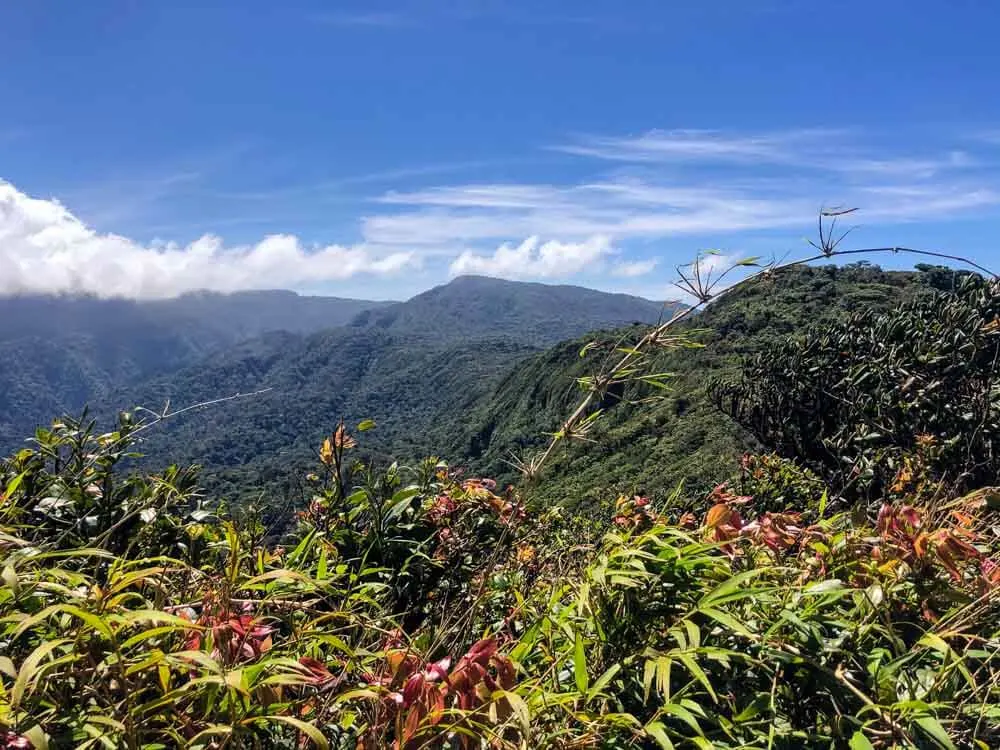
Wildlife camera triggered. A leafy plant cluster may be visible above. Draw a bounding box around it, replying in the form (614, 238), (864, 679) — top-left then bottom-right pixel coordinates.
(712, 273), (1000, 505)
(3, 431), (1000, 746)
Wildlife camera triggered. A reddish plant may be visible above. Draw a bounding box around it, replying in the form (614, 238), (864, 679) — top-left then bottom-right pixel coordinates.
(360, 637), (517, 750)
(180, 605), (274, 665)
(2, 733), (31, 750)
(875, 503), (982, 582)
(612, 495), (661, 531)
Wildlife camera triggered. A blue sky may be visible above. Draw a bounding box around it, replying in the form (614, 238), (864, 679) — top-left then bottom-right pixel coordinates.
(3, 0), (1000, 300)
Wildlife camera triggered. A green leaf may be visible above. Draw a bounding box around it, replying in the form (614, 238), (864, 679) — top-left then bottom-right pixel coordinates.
(698, 569), (767, 608)
(497, 690), (530, 733)
(918, 633), (976, 690)
(0, 655), (17, 678)
(385, 487), (420, 523)
(357, 419), (376, 432)
(573, 632), (588, 694)
(23, 725), (49, 750)
(4, 470), (27, 498)
(644, 721), (675, 750)
(913, 715), (956, 750)
(849, 731), (876, 750)
(250, 716), (329, 749)
(733, 694), (768, 723)
(676, 651), (716, 703)
(588, 663), (621, 699)
(11, 639), (69, 709)
(2, 565), (18, 594)
(803, 578), (846, 594)
(662, 701), (704, 735)
(697, 607), (754, 638)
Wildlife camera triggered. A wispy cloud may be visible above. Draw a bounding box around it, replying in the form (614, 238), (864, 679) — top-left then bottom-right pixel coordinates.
(365, 180), (818, 246)
(211, 161), (493, 203)
(555, 128), (813, 164)
(57, 140), (256, 230)
(0, 128), (28, 145)
(312, 11), (411, 27)
(612, 258), (658, 277)
(555, 128), (977, 180)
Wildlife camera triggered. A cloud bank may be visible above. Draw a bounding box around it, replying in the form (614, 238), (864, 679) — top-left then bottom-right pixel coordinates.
(0, 181), (415, 298)
(3, 127), (1000, 297)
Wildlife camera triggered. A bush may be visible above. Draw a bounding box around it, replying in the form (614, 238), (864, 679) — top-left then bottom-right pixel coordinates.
(713, 276), (1000, 505)
(2, 412), (1000, 748)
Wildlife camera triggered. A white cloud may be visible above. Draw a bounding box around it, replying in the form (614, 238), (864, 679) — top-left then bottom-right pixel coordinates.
(449, 235), (613, 279)
(0, 181), (415, 298)
(556, 129), (976, 180)
(6, 126), (1000, 299)
(612, 258), (658, 277)
(693, 252), (737, 275)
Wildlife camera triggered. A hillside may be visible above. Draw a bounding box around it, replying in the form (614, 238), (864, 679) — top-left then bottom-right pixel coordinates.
(94, 276), (677, 501)
(0, 290), (392, 451)
(457, 263), (953, 511)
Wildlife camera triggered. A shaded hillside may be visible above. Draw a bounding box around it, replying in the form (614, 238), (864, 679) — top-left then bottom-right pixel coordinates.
(0, 291), (391, 451)
(458, 263), (950, 511)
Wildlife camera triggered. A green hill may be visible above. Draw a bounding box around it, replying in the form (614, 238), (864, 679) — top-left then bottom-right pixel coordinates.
(457, 263), (951, 511)
(348, 274), (673, 344)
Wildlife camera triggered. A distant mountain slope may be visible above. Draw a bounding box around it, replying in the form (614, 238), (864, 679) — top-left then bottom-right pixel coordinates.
(93, 276), (675, 498)
(0, 290), (392, 449)
(147, 289), (395, 340)
(349, 275), (678, 345)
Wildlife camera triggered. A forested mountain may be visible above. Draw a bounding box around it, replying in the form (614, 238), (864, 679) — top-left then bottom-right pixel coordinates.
(4, 265), (964, 515)
(91, 276), (677, 501)
(0, 290), (392, 449)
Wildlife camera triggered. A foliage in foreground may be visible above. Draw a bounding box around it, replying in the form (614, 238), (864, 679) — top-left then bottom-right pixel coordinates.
(2, 411), (1000, 749)
(3, 266), (1000, 748)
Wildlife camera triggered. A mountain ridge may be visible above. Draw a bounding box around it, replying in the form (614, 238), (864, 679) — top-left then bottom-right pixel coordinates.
(348, 274), (677, 345)
(0, 276), (674, 466)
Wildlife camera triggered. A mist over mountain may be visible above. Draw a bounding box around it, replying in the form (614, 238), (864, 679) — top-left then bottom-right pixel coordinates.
(0, 289), (392, 448)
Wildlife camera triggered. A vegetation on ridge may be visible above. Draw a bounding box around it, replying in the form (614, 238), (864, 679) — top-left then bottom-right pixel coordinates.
(459, 263), (945, 511)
